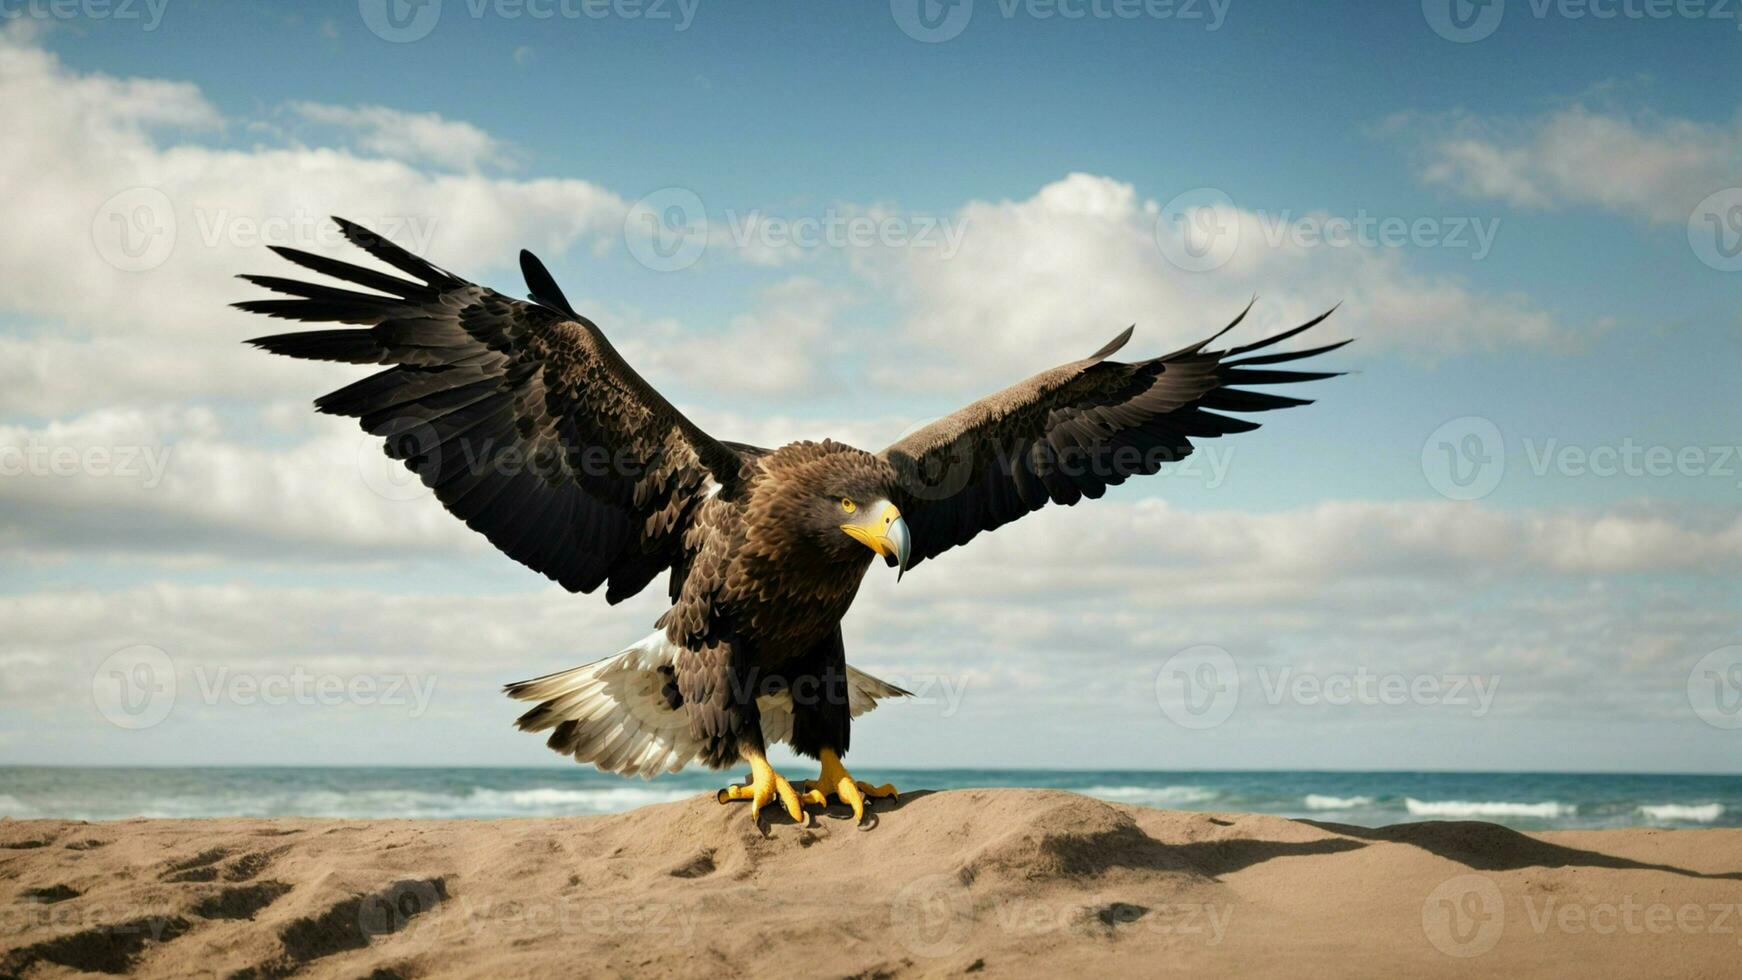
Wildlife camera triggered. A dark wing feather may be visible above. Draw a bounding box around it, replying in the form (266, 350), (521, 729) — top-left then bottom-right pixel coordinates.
(880, 306), (1348, 568)
(239, 217), (748, 602)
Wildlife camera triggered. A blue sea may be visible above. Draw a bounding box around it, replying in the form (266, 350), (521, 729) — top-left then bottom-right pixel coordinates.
(1, 768), (1736, 831)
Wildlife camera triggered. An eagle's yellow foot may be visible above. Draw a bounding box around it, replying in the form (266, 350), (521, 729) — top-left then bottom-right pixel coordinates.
(715, 750), (803, 825)
(798, 748), (898, 823)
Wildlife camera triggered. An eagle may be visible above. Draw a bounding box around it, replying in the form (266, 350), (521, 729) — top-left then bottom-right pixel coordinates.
(239, 218), (1346, 825)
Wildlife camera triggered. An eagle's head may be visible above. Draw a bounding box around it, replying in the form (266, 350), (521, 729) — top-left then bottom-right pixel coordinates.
(756, 441), (912, 579)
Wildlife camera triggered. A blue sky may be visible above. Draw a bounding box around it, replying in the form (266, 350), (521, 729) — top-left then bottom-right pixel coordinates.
(1, 1), (1739, 773)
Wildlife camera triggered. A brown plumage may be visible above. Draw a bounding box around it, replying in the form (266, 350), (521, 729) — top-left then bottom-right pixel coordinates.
(239, 218), (1346, 803)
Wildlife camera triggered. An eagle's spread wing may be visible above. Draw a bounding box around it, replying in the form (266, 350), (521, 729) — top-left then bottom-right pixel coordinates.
(880, 305), (1347, 569)
(239, 217), (743, 602)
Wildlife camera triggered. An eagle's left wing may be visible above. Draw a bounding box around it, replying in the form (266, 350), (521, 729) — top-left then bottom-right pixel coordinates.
(879, 305), (1347, 570)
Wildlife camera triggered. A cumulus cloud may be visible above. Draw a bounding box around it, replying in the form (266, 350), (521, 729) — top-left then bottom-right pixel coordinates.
(612, 277), (856, 397)
(1398, 105), (1742, 223)
(4, 503), (1735, 767)
(0, 31), (626, 414)
(0, 406), (482, 565)
(856, 173), (1576, 391)
(6, 398), (1736, 587)
(287, 101), (513, 173)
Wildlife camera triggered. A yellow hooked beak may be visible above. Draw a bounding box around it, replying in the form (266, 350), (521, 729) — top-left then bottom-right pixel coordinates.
(841, 502), (912, 581)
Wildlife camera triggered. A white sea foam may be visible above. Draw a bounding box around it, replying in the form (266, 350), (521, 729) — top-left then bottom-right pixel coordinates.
(462, 786), (693, 814)
(2, 785), (701, 821)
(1303, 794), (1375, 810)
(1638, 803), (1723, 823)
(1083, 785), (1218, 807)
(1405, 798), (1574, 819)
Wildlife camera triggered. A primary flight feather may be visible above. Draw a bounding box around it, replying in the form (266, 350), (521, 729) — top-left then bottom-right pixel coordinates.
(239, 218), (1347, 825)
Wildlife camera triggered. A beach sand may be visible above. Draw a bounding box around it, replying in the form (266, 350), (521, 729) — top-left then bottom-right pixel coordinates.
(4, 788), (1740, 978)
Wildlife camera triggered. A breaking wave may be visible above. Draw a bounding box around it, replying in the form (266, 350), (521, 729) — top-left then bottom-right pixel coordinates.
(1637, 803), (1723, 823)
(1404, 798), (1575, 819)
(1303, 794), (1375, 810)
(1082, 785), (1220, 807)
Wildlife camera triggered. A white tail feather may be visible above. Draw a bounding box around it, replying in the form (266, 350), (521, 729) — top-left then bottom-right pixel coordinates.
(505, 631), (908, 777)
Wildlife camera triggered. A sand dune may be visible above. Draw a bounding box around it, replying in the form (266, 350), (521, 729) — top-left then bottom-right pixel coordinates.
(4, 789), (1740, 978)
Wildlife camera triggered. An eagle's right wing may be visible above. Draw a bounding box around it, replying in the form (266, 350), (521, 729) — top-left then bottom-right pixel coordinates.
(239, 217), (744, 603)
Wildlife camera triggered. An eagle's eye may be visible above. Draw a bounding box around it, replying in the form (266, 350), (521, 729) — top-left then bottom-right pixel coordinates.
(840, 497), (857, 513)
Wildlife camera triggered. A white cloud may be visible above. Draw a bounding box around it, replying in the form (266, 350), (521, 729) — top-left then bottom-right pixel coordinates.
(0, 406), (481, 564)
(288, 101), (513, 173)
(613, 277), (853, 397)
(6, 398), (1736, 588)
(4, 501), (1735, 767)
(857, 173), (1575, 392)
(0, 30), (627, 413)
(1403, 105), (1742, 223)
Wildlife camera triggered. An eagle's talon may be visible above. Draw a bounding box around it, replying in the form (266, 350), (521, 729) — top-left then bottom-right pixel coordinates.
(718, 755), (802, 824)
(801, 749), (898, 824)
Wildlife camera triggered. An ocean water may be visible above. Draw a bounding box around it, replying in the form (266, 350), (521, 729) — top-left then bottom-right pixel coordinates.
(1, 768), (1737, 831)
